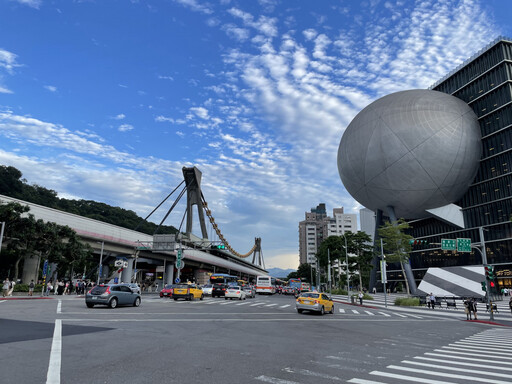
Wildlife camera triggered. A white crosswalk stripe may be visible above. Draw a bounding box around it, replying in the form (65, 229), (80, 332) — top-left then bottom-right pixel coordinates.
(338, 308), (345, 313)
(346, 328), (512, 384)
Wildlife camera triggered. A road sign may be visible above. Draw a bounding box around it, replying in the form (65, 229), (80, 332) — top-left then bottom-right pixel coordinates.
(176, 261), (185, 270)
(457, 238), (471, 252)
(175, 278), (180, 283)
(42, 259), (49, 277)
(441, 239), (456, 251)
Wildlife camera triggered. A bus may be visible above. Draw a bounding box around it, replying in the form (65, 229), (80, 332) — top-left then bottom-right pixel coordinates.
(210, 273), (237, 286)
(288, 278), (302, 291)
(256, 275), (276, 294)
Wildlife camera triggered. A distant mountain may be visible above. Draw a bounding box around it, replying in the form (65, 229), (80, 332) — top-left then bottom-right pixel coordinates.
(266, 268), (295, 278)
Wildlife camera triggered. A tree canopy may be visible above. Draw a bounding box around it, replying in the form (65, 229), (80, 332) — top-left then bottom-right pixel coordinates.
(0, 164), (178, 235)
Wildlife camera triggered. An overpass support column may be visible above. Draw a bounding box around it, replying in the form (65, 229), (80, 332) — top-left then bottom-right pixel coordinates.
(22, 254), (41, 284)
(165, 263), (174, 285)
(121, 258), (134, 283)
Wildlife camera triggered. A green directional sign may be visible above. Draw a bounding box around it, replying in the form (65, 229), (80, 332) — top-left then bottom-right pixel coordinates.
(441, 239), (456, 251)
(457, 238), (471, 253)
(176, 249), (182, 268)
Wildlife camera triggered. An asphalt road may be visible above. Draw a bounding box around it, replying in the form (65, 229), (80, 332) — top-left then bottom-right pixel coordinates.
(1, 294), (511, 384)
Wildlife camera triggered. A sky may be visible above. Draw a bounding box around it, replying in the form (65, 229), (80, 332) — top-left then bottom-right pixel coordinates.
(0, 0), (511, 270)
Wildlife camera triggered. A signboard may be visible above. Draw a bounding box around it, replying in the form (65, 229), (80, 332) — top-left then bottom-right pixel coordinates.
(114, 259), (123, 267)
(176, 249), (183, 268)
(457, 238), (471, 253)
(114, 277), (119, 283)
(441, 239), (456, 251)
(42, 259), (49, 277)
(380, 260), (387, 284)
(175, 277), (180, 284)
(176, 261), (185, 270)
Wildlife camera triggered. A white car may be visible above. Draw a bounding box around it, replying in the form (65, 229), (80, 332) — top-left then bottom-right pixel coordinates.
(201, 284), (213, 295)
(121, 283), (141, 294)
(224, 286), (247, 300)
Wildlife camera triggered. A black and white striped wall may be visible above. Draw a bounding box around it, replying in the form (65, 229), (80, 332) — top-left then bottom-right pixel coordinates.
(417, 265), (485, 298)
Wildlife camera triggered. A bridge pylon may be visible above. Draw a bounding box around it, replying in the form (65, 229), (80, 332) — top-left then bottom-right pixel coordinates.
(251, 237), (265, 269)
(182, 166), (208, 240)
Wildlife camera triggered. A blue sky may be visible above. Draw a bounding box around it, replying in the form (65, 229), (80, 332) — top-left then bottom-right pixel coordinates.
(0, 0), (511, 269)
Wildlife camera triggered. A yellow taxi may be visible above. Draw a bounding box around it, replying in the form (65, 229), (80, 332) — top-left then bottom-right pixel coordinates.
(296, 291), (334, 315)
(173, 284), (204, 301)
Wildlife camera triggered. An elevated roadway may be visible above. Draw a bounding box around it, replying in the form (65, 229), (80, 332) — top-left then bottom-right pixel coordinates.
(0, 194), (267, 284)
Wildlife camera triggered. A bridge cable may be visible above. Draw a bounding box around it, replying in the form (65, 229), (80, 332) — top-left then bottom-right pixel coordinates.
(154, 185), (187, 235)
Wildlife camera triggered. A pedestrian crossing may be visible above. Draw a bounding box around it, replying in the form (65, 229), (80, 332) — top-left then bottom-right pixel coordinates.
(152, 297), (428, 318)
(253, 327), (512, 383)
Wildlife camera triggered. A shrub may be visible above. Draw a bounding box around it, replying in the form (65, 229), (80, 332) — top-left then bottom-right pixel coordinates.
(395, 297), (420, 306)
(13, 283), (44, 292)
(331, 289), (348, 295)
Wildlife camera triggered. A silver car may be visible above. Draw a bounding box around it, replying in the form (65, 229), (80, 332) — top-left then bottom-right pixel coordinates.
(121, 283), (141, 294)
(86, 284), (141, 308)
(242, 285), (256, 298)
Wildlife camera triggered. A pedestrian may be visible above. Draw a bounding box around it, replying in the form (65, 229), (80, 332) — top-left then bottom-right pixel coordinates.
(426, 294), (431, 309)
(28, 280), (35, 296)
(471, 298), (478, 320)
(509, 297), (512, 314)
(464, 298), (472, 320)
(372, 287), (377, 294)
(8, 280), (15, 296)
(2, 278), (9, 297)
(57, 280), (65, 295)
(46, 281), (53, 296)
(358, 291), (364, 305)
(429, 293), (436, 309)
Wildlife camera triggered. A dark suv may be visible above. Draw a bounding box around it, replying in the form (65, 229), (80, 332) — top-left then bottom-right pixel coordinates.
(86, 284), (141, 308)
(212, 283), (228, 298)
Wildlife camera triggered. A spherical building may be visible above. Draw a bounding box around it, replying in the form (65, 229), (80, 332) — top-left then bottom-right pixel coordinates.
(337, 89), (482, 219)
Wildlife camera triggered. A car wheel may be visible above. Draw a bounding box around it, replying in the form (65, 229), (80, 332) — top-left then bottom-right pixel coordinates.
(133, 297), (141, 307)
(297, 309), (303, 314)
(174, 298), (178, 301)
(225, 297), (228, 300)
(239, 296), (242, 300)
(109, 297), (118, 309)
(86, 303), (94, 308)
(330, 305), (334, 314)
(319, 306), (325, 315)
(200, 294), (204, 301)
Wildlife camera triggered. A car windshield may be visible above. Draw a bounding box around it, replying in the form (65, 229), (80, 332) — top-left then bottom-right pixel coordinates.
(301, 293), (319, 298)
(175, 284), (190, 289)
(203, 284), (212, 288)
(164, 284), (174, 289)
(229, 286), (241, 290)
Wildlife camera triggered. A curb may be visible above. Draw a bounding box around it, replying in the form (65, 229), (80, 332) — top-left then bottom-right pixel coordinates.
(0, 296), (54, 300)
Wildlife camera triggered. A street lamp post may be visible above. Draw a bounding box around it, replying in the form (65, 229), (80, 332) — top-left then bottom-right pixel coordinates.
(328, 248), (332, 297)
(0, 221), (5, 257)
(97, 241), (104, 286)
(343, 233), (349, 302)
(478, 226), (494, 321)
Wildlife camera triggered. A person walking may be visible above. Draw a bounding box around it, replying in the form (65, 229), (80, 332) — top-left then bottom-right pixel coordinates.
(8, 280), (15, 296)
(46, 281), (53, 296)
(464, 298), (472, 320)
(28, 280), (35, 296)
(471, 298), (478, 320)
(426, 294), (431, 309)
(358, 291), (364, 305)
(2, 278), (9, 297)
(509, 297), (512, 315)
(429, 293), (436, 309)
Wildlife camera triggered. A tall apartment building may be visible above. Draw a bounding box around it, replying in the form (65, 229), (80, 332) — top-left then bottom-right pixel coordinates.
(381, 37), (512, 290)
(299, 204), (357, 265)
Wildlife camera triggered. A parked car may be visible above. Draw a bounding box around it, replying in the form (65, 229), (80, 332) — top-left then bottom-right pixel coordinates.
(160, 284), (175, 298)
(212, 283), (228, 298)
(173, 284), (204, 301)
(86, 284), (141, 308)
(121, 283), (141, 294)
(201, 284), (213, 296)
(242, 285), (256, 298)
(296, 292), (334, 315)
(225, 286), (247, 300)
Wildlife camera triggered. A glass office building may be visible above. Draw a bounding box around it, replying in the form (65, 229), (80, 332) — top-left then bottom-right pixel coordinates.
(385, 37), (512, 291)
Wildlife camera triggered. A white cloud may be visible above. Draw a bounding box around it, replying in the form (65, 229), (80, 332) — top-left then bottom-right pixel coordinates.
(155, 115), (174, 123)
(0, 49), (20, 73)
(44, 85), (57, 92)
(173, 0), (213, 14)
(189, 107), (209, 120)
(118, 124), (134, 132)
(158, 75), (174, 81)
(112, 114), (126, 120)
(0, 85), (13, 94)
(11, 0), (41, 9)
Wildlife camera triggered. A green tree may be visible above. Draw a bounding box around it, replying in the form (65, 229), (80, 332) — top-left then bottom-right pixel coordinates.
(286, 271), (298, 279)
(296, 263), (315, 285)
(349, 231), (374, 290)
(378, 219), (414, 295)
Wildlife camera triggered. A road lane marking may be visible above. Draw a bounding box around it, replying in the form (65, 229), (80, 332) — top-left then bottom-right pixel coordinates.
(235, 302), (249, 305)
(338, 309), (345, 313)
(255, 375), (299, 384)
(283, 367), (343, 381)
(407, 314), (423, 319)
(425, 352), (512, 365)
(61, 318), (437, 323)
(369, 370), (454, 384)
(393, 313), (407, 318)
(56, 300), (62, 314)
(279, 305), (290, 308)
(401, 360), (512, 378)
(351, 310), (359, 314)
(265, 304), (277, 307)
(378, 312), (391, 317)
(0, 300), (6, 303)
(348, 379), (388, 384)
(46, 319), (61, 384)
(364, 311), (375, 316)
(414, 356), (512, 371)
(387, 364), (510, 384)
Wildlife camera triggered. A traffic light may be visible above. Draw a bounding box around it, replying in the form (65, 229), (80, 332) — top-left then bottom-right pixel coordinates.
(212, 244), (226, 250)
(409, 239), (428, 246)
(490, 281), (496, 288)
(481, 281), (487, 292)
(484, 265), (495, 280)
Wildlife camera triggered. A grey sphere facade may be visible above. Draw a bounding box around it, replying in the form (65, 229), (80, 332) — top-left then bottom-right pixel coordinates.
(338, 89), (481, 219)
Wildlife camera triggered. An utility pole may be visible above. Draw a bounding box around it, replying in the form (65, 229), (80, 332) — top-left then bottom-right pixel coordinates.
(344, 234), (350, 302)
(381, 238), (387, 308)
(328, 248), (332, 297)
(479, 226), (494, 321)
(0, 221), (5, 257)
(97, 241), (104, 285)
